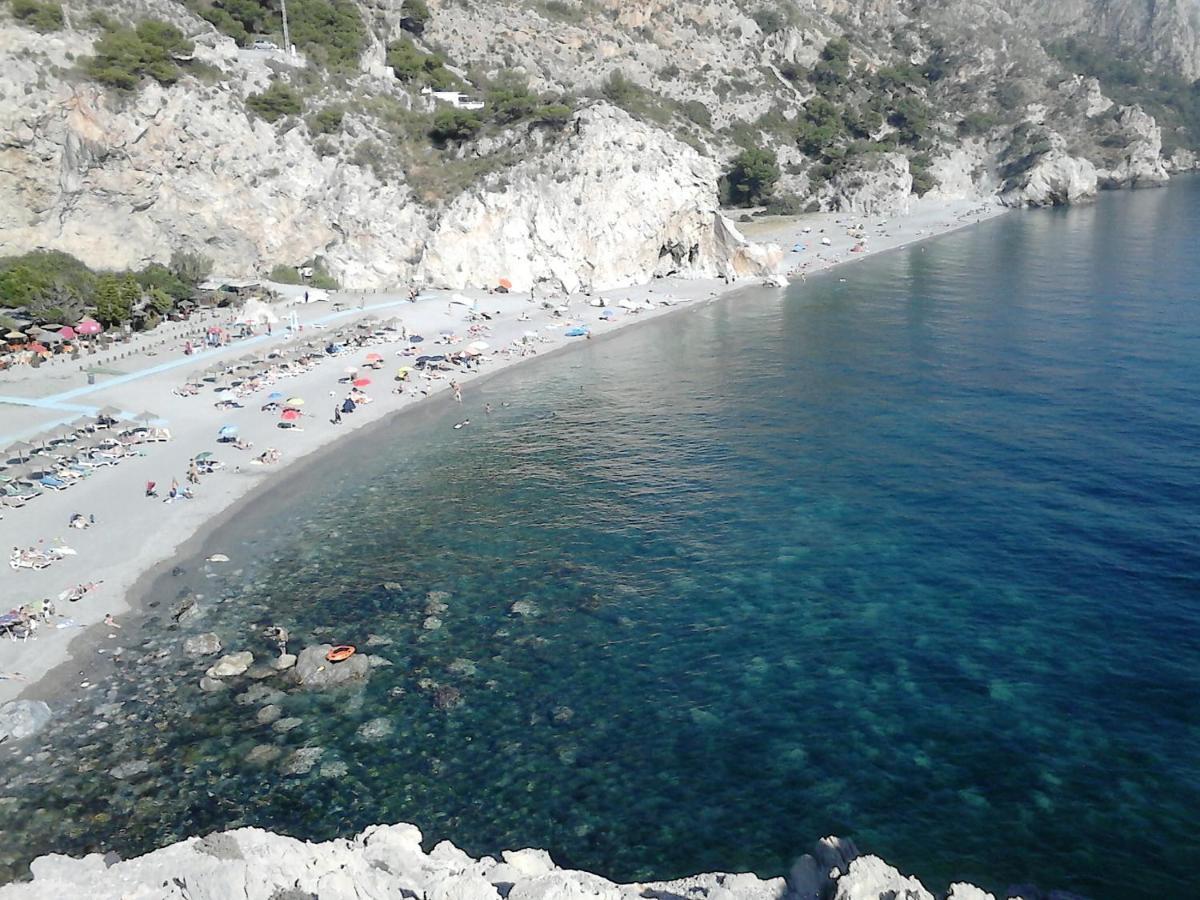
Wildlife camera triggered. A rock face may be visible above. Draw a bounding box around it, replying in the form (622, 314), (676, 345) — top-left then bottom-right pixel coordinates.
(0, 700), (52, 743)
(292, 644), (371, 690)
(1001, 137), (1099, 207)
(1101, 106), (1170, 188)
(0, 824), (1015, 900)
(817, 153), (914, 216)
(419, 104), (784, 292)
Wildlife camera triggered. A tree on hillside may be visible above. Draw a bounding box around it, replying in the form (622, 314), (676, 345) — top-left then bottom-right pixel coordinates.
(722, 147), (780, 206)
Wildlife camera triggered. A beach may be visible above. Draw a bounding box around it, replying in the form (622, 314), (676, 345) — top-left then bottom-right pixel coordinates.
(0, 196), (1003, 706)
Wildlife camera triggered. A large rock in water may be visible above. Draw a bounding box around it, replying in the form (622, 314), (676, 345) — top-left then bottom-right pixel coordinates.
(292, 645), (371, 690)
(205, 651), (254, 679)
(0, 700), (52, 742)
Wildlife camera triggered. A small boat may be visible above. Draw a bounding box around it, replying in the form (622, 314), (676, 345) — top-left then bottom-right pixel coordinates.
(326, 645), (356, 662)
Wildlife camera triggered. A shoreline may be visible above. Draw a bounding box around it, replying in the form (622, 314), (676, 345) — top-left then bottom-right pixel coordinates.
(0, 195), (1006, 708)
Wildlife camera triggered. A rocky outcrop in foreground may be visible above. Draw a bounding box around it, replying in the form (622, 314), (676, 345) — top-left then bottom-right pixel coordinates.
(0, 822), (1080, 900)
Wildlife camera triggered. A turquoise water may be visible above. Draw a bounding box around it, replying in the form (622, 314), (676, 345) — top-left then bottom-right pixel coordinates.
(2, 182), (1199, 898)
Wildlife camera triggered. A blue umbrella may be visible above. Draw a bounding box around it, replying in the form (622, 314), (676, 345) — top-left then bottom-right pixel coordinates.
(409, 335), (424, 343)
(564, 326), (590, 337)
(218, 424), (239, 437)
(600, 309), (617, 319)
(267, 391), (284, 401)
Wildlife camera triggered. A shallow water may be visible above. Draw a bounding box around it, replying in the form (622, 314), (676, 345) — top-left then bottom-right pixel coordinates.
(2, 183), (1199, 898)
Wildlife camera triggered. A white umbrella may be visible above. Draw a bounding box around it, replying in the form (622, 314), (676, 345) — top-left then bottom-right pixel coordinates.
(468, 340), (490, 352)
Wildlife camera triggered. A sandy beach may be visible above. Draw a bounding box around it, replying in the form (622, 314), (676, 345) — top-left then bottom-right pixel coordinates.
(0, 196), (1004, 706)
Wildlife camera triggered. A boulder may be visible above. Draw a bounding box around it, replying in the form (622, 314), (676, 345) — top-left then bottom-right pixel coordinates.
(256, 704), (282, 725)
(281, 746), (323, 776)
(183, 632), (222, 657)
(832, 856), (933, 900)
(292, 645), (370, 690)
(356, 718), (393, 742)
(198, 676), (227, 693)
(0, 700), (52, 742)
(271, 653), (297, 671)
(206, 651), (254, 679)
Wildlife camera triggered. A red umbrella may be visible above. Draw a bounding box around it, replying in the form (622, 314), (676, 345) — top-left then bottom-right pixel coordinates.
(365, 352), (383, 362)
(352, 377), (371, 387)
(59, 326), (77, 340)
(28, 342), (48, 354)
(76, 318), (102, 335)
(280, 408), (301, 422)
(498, 278), (513, 290)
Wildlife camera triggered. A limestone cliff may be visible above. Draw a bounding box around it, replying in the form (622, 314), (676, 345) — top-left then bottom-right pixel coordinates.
(0, 0), (1198, 289)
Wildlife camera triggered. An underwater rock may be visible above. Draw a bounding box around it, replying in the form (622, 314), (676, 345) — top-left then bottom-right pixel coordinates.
(256, 705), (282, 725)
(198, 677), (227, 693)
(245, 744), (281, 765)
(423, 616), (444, 631)
(272, 653), (298, 671)
(205, 651), (254, 679)
(508, 600), (539, 617)
(367, 656), (393, 668)
(109, 759), (150, 780)
(0, 700), (52, 742)
(292, 645), (370, 690)
(319, 760), (349, 778)
(172, 596), (204, 623)
(551, 706), (574, 725)
(281, 746), (323, 776)
(236, 684), (281, 707)
(245, 666), (275, 681)
(383, 582), (403, 591)
(366, 634), (394, 647)
(448, 658), (477, 677)
(357, 718), (393, 741)
(273, 717), (303, 734)
(432, 685), (463, 711)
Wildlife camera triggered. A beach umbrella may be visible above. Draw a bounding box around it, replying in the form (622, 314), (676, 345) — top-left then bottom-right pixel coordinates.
(600, 308), (617, 320)
(564, 326), (590, 337)
(267, 391), (284, 401)
(352, 377), (371, 387)
(365, 352), (382, 362)
(468, 340), (490, 352)
(28, 342), (48, 354)
(343, 366), (359, 374)
(280, 409), (301, 422)
(4, 330), (24, 341)
(195, 451), (215, 461)
(409, 335), (424, 344)
(95, 405), (123, 421)
(218, 424), (239, 437)
(285, 397), (305, 407)
(135, 410), (163, 425)
(498, 278), (513, 290)
(5, 441), (33, 463)
(76, 318), (102, 335)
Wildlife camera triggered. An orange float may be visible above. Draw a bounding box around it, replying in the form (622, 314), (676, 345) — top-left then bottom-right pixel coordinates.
(326, 645), (356, 662)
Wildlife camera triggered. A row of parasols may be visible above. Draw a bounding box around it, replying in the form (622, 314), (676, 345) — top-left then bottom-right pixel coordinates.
(3, 317), (105, 355)
(2, 407), (165, 468)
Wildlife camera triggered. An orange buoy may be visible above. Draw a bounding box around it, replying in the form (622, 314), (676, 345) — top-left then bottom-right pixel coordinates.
(326, 645), (356, 662)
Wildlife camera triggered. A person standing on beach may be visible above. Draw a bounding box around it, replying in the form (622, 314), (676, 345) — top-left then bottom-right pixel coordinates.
(187, 459), (199, 484)
(451, 381), (462, 403)
(332, 405), (342, 425)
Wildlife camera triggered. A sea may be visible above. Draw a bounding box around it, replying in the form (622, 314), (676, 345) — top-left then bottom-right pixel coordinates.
(1, 180), (1198, 899)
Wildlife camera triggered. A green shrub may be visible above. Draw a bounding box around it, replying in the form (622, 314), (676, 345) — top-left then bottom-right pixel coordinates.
(810, 36), (850, 92)
(0, 251), (97, 323)
(752, 7), (792, 35)
(191, 0), (364, 69)
(93, 274), (141, 327)
(487, 70), (540, 124)
(958, 110), (998, 137)
(170, 250), (213, 286)
(269, 264), (302, 284)
(533, 103), (573, 126)
(386, 37), (461, 88)
(681, 99), (711, 128)
(85, 19), (194, 90)
(309, 104), (345, 134)
(540, 1), (585, 24)
(721, 147), (780, 206)
(9, 0), (64, 33)
(135, 263), (190, 301)
(246, 80), (303, 122)
(760, 193), (805, 215)
(430, 107), (483, 144)
(909, 153), (935, 195)
(599, 71), (672, 124)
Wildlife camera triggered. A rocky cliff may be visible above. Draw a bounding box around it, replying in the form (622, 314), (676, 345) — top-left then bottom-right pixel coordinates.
(0, 821), (1063, 900)
(0, 0), (1197, 287)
